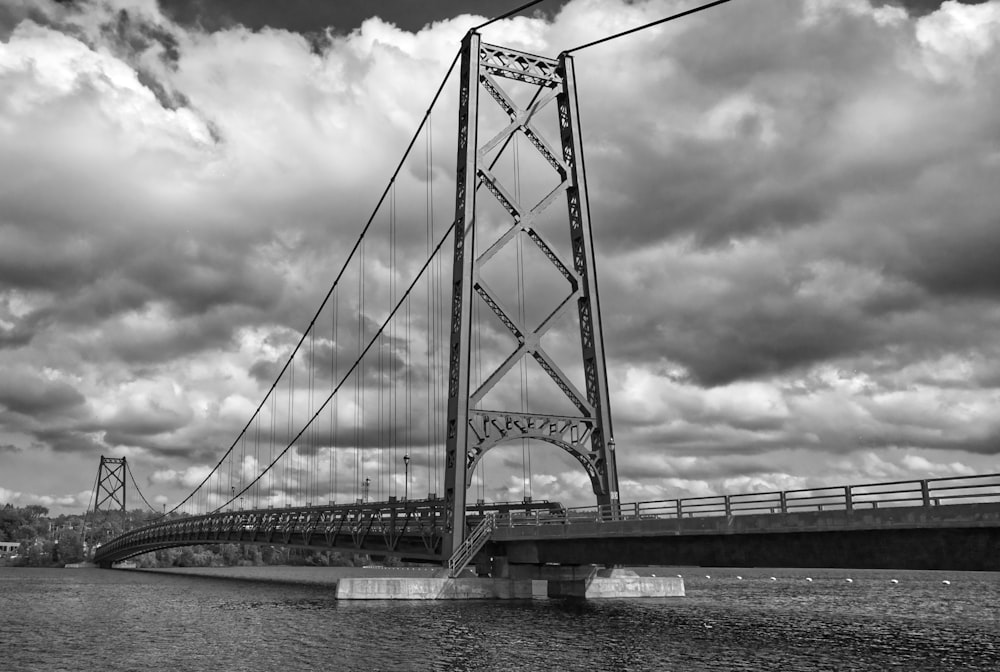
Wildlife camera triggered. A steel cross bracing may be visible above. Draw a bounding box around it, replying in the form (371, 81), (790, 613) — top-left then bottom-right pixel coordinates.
(443, 35), (620, 558)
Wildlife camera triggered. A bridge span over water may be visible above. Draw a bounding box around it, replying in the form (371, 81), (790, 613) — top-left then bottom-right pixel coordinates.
(95, 473), (1000, 572)
(89, 21), (1000, 581)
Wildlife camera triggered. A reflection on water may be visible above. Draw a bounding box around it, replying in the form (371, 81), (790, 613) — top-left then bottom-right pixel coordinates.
(1, 567), (997, 671)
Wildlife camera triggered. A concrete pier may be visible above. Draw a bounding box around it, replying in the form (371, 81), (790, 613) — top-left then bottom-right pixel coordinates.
(335, 566), (685, 600)
(335, 577), (547, 600)
(549, 568), (685, 599)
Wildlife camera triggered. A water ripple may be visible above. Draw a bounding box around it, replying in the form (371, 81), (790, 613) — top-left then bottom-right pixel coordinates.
(2, 567), (997, 671)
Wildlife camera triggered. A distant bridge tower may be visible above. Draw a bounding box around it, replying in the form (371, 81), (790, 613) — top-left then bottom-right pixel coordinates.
(93, 456), (127, 516)
(443, 33), (620, 557)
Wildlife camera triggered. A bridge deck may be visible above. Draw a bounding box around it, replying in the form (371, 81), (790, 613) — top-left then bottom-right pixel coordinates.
(94, 473), (1000, 569)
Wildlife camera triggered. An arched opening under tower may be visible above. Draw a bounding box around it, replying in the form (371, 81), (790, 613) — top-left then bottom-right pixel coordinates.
(467, 437), (603, 510)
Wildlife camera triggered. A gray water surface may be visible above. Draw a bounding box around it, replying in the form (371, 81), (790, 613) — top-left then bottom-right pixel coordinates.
(1, 566), (997, 671)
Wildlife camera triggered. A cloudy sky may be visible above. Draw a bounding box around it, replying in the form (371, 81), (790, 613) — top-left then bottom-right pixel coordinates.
(1, 0), (999, 515)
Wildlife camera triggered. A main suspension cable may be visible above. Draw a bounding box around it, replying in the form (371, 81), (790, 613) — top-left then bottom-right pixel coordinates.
(472, 0), (550, 31)
(162, 46), (463, 517)
(126, 461), (158, 514)
(562, 0), (733, 54)
(224, 217), (461, 510)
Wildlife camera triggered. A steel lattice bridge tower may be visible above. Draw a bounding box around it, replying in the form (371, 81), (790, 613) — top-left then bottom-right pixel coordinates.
(93, 456), (127, 515)
(442, 33), (620, 557)
(91, 34), (623, 572)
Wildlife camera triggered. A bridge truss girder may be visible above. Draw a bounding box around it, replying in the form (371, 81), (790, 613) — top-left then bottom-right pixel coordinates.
(443, 34), (620, 560)
(92, 500), (562, 567)
(93, 501), (448, 567)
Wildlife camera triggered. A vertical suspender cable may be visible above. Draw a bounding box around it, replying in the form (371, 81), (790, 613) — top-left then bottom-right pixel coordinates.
(426, 113), (434, 499)
(514, 133), (532, 500)
(336, 291), (341, 502)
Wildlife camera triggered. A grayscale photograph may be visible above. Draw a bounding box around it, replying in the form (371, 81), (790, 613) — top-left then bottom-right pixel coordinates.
(1, 1), (998, 670)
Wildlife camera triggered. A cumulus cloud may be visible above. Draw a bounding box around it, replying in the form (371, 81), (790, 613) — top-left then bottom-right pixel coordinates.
(1, 0), (999, 515)
(149, 464), (213, 489)
(0, 485), (91, 509)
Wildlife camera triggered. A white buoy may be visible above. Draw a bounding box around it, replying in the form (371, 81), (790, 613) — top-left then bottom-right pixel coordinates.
(890, 579), (899, 584)
(651, 573), (656, 577)
(736, 576), (743, 580)
(942, 580), (951, 585)
(705, 575), (711, 579)
(805, 577), (813, 582)
(677, 574), (683, 578)
(770, 576), (777, 581)
(845, 578), (853, 583)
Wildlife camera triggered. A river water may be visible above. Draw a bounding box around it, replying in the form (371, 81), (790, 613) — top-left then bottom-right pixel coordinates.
(1, 566), (997, 671)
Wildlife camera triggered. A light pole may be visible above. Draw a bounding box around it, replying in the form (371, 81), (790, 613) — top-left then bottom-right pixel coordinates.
(363, 477), (371, 503)
(403, 454), (410, 501)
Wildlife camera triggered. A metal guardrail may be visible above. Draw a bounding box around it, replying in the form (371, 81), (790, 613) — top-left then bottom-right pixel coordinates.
(494, 472), (1000, 527)
(94, 498), (519, 565)
(94, 473), (1000, 564)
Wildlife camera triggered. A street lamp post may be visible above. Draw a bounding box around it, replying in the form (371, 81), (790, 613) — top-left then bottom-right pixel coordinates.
(403, 454), (410, 501)
(363, 477), (371, 503)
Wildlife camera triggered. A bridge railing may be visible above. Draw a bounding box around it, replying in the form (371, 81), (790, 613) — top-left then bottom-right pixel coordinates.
(500, 472), (1000, 526)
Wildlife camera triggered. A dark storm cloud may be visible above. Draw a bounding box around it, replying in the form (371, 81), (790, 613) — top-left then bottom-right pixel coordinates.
(127, 244), (284, 317)
(606, 280), (877, 386)
(582, 1), (942, 253)
(156, 0), (569, 35)
(101, 403), (192, 437)
(856, 427), (1000, 455)
(589, 135), (831, 250)
(0, 375), (85, 417)
(98, 5), (189, 109)
(0, 225), (114, 293)
(630, 424), (796, 456)
(618, 454), (784, 481)
(36, 427), (108, 455)
(896, 218), (1000, 298)
(0, 323), (34, 349)
(0, 228), (274, 323)
(574, 0), (1000, 390)
(4, 1), (190, 110)
(249, 334), (410, 388)
(879, 0), (992, 14)
(100, 6), (180, 67)
(292, 312), (411, 382)
(100, 306), (249, 364)
(109, 430), (234, 461)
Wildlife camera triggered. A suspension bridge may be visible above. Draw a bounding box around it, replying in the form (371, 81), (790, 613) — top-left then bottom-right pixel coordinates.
(83, 5), (1000, 594)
